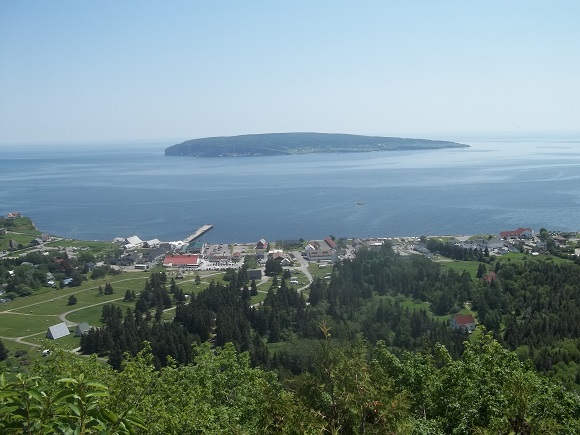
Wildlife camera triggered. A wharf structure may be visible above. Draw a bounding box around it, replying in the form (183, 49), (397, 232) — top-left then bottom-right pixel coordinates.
(184, 225), (213, 243)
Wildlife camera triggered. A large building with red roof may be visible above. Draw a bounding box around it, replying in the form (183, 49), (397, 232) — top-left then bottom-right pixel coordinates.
(163, 254), (199, 268)
(499, 227), (533, 239)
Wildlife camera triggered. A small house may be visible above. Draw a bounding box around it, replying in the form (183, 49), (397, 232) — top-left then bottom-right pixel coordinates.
(450, 314), (477, 333)
(74, 322), (92, 337)
(247, 269), (262, 281)
(256, 239), (268, 250)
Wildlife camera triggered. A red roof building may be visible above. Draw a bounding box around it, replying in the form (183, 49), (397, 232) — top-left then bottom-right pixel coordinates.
(163, 254), (199, 268)
(324, 237), (337, 249)
(482, 271), (497, 284)
(499, 227), (533, 239)
(450, 314), (477, 332)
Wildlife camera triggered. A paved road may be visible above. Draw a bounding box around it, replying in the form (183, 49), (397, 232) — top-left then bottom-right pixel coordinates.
(292, 251), (313, 293)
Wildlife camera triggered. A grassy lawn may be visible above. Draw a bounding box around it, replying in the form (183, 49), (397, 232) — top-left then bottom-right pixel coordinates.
(0, 233), (41, 251)
(45, 239), (119, 256)
(308, 262), (333, 280)
(66, 300), (136, 327)
(438, 259), (481, 279)
(0, 272), (153, 341)
(0, 313), (61, 337)
(251, 291), (268, 305)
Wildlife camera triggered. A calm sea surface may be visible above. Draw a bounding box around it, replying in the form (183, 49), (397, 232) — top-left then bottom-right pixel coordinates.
(1, 137), (579, 243)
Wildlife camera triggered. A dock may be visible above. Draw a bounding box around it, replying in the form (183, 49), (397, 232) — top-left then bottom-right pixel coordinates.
(184, 224), (213, 243)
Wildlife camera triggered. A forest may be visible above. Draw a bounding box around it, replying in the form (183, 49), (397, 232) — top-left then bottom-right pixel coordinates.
(164, 132), (468, 157)
(2, 242), (580, 433)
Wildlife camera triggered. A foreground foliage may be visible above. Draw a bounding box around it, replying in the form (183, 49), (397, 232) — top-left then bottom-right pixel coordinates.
(2, 333), (580, 434)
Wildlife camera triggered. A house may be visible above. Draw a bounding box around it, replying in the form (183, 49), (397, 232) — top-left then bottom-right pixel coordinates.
(306, 249), (337, 262)
(256, 239), (268, 250)
(116, 256), (136, 266)
(304, 244), (317, 252)
(61, 278), (74, 286)
(552, 235), (568, 246)
(124, 236), (143, 249)
(46, 322), (70, 340)
(272, 252), (292, 266)
(143, 238), (161, 248)
(324, 237), (337, 249)
(247, 269), (262, 281)
(499, 228), (533, 240)
(74, 322), (92, 337)
(450, 314), (477, 333)
(486, 237), (504, 249)
(482, 271), (497, 284)
(29, 238), (43, 246)
(6, 211), (22, 219)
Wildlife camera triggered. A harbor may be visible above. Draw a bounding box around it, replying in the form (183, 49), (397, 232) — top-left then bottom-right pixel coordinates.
(183, 224), (213, 243)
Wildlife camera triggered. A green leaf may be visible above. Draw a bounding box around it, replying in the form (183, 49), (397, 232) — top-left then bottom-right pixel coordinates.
(58, 378), (79, 385)
(85, 381), (108, 390)
(100, 408), (118, 423)
(53, 389), (75, 404)
(68, 402), (80, 416)
(0, 405), (20, 414)
(27, 388), (43, 402)
(86, 391), (108, 398)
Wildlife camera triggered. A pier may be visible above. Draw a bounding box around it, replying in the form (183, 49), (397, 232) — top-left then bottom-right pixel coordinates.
(184, 224), (213, 243)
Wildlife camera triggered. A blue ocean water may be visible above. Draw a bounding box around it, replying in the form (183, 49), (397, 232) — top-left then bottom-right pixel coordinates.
(1, 137), (579, 243)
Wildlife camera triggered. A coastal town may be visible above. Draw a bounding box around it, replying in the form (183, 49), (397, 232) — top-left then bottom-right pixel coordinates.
(2, 211), (579, 279)
(2, 212), (580, 342)
(107, 226), (579, 276)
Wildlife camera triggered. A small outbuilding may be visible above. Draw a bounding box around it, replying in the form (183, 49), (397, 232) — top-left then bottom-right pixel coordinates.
(46, 322), (70, 340)
(248, 269), (263, 281)
(74, 322), (91, 337)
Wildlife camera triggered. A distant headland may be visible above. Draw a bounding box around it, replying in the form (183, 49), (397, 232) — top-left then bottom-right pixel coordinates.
(164, 132), (469, 157)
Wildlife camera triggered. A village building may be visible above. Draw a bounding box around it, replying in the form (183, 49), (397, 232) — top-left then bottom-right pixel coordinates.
(324, 237), (337, 249)
(449, 314), (477, 333)
(143, 238), (161, 248)
(306, 249), (337, 262)
(499, 228), (533, 240)
(256, 238), (268, 250)
(482, 271), (497, 284)
(46, 322), (70, 340)
(247, 269), (263, 281)
(163, 254), (200, 268)
(74, 322), (92, 337)
(183, 241), (204, 253)
(124, 235), (143, 250)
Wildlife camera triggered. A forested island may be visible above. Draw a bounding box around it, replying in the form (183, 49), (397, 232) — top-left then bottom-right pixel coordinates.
(164, 132), (469, 157)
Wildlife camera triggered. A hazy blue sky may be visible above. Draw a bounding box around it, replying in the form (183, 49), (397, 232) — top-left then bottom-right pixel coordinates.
(1, 1), (579, 144)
